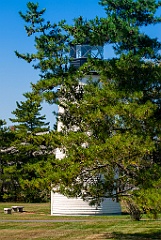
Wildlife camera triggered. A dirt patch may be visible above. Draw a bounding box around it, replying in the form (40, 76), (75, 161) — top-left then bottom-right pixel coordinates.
(18, 211), (35, 214)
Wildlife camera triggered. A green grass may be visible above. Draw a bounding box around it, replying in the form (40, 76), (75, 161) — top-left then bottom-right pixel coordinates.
(0, 202), (160, 239)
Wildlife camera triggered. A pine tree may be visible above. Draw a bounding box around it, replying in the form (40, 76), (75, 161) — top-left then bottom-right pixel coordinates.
(16, 1), (161, 216)
(0, 120), (16, 201)
(9, 92), (54, 202)
(15, 2), (70, 104)
(10, 92), (49, 134)
(55, 0), (161, 218)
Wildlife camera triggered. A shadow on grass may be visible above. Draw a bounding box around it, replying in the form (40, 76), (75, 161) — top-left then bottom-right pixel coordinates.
(104, 230), (161, 239)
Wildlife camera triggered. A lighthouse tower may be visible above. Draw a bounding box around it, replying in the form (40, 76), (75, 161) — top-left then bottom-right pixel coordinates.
(51, 43), (121, 215)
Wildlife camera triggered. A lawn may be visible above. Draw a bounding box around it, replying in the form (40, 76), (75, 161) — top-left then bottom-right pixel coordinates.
(0, 202), (160, 240)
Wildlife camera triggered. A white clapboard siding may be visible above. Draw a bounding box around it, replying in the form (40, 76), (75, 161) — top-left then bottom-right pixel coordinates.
(51, 192), (121, 216)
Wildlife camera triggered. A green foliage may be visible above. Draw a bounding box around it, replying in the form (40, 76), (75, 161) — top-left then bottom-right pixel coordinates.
(10, 92), (49, 134)
(132, 177), (161, 219)
(15, 2), (70, 105)
(15, 1), (161, 217)
(6, 91), (55, 202)
(53, 0), (161, 215)
(0, 120), (16, 201)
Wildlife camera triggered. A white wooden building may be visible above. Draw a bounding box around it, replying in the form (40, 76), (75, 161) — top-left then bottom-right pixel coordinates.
(51, 44), (121, 215)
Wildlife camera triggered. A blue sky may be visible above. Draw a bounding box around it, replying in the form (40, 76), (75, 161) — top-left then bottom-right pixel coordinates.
(0, 0), (161, 129)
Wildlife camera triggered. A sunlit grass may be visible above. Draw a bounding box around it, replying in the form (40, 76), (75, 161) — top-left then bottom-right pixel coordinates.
(0, 202), (160, 239)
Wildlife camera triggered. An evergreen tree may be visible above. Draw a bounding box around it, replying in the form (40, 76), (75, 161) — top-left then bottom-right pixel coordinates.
(10, 92), (49, 134)
(0, 120), (16, 201)
(16, 1), (161, 216)
(9, 92), (54, 202)
(56, 0), (161, 218)
(15, 2), (70, 104)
